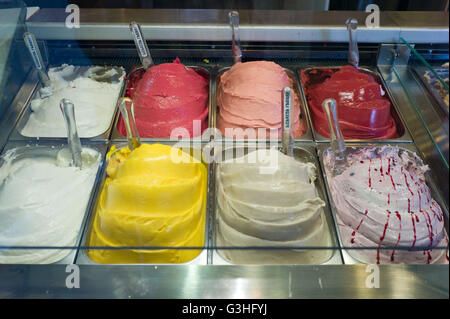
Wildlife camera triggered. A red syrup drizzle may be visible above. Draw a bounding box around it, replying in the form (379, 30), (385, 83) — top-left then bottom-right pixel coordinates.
(351, 210), (369, 244)
(391, 212), (402, 262)
(409, 173), (420, 187)
(387, 158), (396, 190)
(418, 191), (422, 212)
(431, 202), (443, 222)
(422, 211), (434, 246)
(403, 173), (414, 196)
(411, 211), (417, 248)
(420, 211), (434, 264)
(425, 188), (431, 203)
(377, 210), (391, 264)
(368, 159), (372, 189)
(430, 206), (443, 222)
(389, 175), (396, 190)
(387, 193), (390, 205)
(408, 198), (420, 222)
(379, 157), (384, 176)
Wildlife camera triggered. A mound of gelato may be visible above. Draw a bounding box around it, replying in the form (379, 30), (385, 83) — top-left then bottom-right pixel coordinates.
(87, 143), (207, 263)
(324, 146), (448, 264)
(0, 147), (101, 264)
(118, 58), (209, 138)
(301, 66), (398, 139)
(216, 149), (333, 264)
(216, 61), (304, 139)
(21, 64), (125, 138)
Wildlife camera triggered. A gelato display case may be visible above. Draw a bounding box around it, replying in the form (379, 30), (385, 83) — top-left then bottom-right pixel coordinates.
(0, 4), (448, 299)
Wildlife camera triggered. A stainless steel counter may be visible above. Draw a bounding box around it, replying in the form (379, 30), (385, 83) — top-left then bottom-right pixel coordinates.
(26, 9), (448, 43)
(0, 264), (448, 299)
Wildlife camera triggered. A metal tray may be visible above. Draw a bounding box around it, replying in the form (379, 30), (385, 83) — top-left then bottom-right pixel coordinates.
(110, 66), (213, 143)
(412, 65), (449, 116)
(212, 66), (314, 142)
(298, 66), (413, 143)
(209, 142), (343, 265)
(9, 66), (126, 142)
(316, 143), (449, 265)
(76, 141), (211, 265)
(0, 140), (107, 264)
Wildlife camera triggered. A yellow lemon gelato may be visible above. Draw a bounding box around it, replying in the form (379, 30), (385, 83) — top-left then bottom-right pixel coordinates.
(87, 144), (207, 263)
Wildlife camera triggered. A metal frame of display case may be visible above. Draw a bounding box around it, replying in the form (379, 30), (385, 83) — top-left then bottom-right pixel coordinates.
(0, 9), (448, 299)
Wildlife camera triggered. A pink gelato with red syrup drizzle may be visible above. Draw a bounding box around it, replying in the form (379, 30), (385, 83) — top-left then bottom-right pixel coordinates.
(324, 146), (448, 264)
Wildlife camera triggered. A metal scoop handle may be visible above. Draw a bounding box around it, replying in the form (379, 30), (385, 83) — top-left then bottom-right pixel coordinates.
(60, 99), (82, 168)
(281, 87), (294, 157)
(322, 98), (348, 176)
(119, 97), (141, 150)
(346, 18), (359, 68)
(322, 99), (346, 157)
(23, 32), (51, 88)
(229, 11), (242, 64)
(129, 21), (154, 70)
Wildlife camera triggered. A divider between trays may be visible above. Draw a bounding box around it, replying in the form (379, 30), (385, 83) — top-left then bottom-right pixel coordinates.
(315, 142), (450, 265)
(75, 140), (212, 265)
(297, 64), (414, 144)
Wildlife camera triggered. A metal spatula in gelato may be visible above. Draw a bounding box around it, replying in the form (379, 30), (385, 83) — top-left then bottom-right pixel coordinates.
(118, 97), (141, 150)
(281, 87), (294, 157)
(345, 18), (359, 68)
(60, 98), (83, 168)
(23, 32), (52, 98)
(129, 21), (154, 70)
(229, 11), (242, 64)
(322, 98), (349, 175)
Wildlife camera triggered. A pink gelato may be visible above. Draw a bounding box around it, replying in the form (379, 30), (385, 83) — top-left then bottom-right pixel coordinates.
(324, 146), (448, 264)
(216, 61), (304, 139)
(117, 58), (209, 138)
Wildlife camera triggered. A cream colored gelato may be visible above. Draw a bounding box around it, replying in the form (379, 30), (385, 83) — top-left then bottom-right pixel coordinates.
(216, 149), (333, 264)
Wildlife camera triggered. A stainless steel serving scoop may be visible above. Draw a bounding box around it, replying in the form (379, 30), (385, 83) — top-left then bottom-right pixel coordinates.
(281, 87), (294, 157)
(23, 32), (52, 97)
(322, 98), (349, 176)
(129, 21), (154, 70)
(60, 98), (83, 168)
(345, 18), (359, 68)
(118, 97), (141, 150)
(229, 11), (242, 64)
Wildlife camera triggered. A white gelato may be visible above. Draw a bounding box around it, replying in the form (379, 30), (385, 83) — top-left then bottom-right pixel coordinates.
(20, 64), (125, 138)
(0, 147), (101, 264)
(216, 149), (333, 264)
